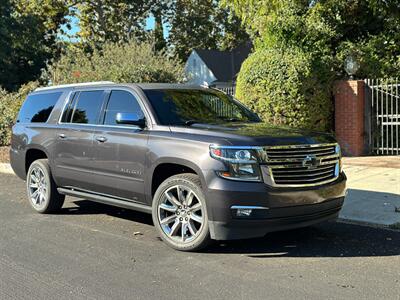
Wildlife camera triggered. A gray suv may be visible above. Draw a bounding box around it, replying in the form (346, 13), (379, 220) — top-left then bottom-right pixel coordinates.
(10, 82), (347, 251)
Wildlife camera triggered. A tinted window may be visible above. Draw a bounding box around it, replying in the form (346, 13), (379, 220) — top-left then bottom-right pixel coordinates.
(17, 92), (62, 123)
(144, 89), (260, 126)
(103, 90), (143, 125)
(71, 91), (104, 124)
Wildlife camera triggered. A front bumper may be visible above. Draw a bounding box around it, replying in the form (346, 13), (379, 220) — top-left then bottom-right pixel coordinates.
(203, 171), (347, 240)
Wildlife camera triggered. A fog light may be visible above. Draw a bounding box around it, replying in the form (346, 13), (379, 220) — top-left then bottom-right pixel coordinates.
(236, 209), (253, 217)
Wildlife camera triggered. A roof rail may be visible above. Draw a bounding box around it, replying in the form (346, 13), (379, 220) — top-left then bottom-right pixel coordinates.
(35, 81), (115, 92)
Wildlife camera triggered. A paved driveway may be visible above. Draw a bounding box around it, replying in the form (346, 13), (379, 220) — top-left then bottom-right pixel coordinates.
(0, 171), (399, 300)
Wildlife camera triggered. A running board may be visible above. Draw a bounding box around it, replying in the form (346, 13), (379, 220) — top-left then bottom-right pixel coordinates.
(57, 188), (152, 214)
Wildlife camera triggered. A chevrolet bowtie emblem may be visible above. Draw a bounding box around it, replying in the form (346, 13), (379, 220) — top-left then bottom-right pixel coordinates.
(302, 155), (321, 169)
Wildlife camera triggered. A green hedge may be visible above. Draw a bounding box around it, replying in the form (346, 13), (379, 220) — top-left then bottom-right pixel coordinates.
(236, 47), (333, 132)
(0, 82), (39, 146)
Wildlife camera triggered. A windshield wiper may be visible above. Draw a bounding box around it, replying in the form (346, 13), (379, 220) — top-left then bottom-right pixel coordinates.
(184, 120), (204, 126)
(217, 117), (241, 122)
(184, 118), (241, 126)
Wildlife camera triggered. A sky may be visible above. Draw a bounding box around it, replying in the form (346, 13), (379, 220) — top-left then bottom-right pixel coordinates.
(61, 15), (169, 41)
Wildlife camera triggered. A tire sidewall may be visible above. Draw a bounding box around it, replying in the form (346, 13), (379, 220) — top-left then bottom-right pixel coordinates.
(26, 160), (52, 213)
(152, 174), (210, 251)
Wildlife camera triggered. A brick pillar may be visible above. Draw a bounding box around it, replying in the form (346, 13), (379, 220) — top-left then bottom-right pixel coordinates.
(334, 80), (365, 156)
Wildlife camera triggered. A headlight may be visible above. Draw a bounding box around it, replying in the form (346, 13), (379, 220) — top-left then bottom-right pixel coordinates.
(210, 146), (263, 182)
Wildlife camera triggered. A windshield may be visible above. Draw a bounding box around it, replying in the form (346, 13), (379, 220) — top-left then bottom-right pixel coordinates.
(144, 89), (260, 126)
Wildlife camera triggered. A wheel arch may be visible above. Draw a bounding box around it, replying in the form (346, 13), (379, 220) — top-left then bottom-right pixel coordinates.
(148, 158), (206, 201)
(25, 145), (50, 175)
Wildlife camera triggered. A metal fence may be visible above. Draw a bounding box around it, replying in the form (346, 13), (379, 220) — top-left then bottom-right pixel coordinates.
(206, 95), (235, 117)
(365, 78), (399, 155)
(216, 86), (236, 96)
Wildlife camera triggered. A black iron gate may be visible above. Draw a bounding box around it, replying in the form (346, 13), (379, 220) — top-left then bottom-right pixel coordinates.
(365, 79), (399, 155)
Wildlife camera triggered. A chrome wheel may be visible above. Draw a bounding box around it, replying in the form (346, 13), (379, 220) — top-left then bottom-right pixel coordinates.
(28, 166), (48, 209)
(158, 185), (204, 243)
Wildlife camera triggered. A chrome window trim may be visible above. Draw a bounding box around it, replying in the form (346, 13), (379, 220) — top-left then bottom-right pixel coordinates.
(56, 122), (143, 131)
(57, 87), (150, 130)
(35, 81), (114, 92)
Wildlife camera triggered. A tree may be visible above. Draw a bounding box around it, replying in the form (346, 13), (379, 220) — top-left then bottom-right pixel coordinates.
(0, 0), (70, 91)
(47, 41), (185, 85)
(230, 0), (400, 131)
(153, 9), (167, 52)
(68, 0), (247, 60)
(168, 0), (249, 61)
(225, 0), (400, 78)
(168, 0), (218, 61)
(75, 0), (155, 49)
(150, 1), (172, 52)
(221, 0), (280, 40)
(214, 5), (250, 51)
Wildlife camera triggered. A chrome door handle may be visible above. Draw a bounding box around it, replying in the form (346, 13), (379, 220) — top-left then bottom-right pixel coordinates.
(96, 136), (107, 143)
(58, 133), (66, 139)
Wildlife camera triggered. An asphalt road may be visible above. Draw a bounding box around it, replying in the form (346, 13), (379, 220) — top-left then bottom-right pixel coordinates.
(1, 172), (399, 300)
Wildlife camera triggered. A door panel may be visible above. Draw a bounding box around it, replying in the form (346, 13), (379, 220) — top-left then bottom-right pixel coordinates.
(91, 89), (149, 203)
(52, 124), (96, 190)
(91, 127), (148, 202)
(52, 90), (106, 191)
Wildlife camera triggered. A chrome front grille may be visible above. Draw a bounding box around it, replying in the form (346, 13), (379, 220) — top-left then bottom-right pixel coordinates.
(263, 143), (340, 187)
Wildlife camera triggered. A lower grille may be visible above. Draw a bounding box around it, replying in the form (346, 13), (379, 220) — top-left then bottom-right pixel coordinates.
(264, 143), (340, 187)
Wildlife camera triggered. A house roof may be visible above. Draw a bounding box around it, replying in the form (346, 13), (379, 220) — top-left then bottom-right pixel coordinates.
(193, 43), (252, 83)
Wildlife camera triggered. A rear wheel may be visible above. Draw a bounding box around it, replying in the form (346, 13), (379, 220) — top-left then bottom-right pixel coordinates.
(152, 173), (211, 251)
(26, 159), (65, 213)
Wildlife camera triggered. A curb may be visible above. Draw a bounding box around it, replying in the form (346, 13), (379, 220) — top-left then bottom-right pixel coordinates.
(337, 218), (400, 231)
(0, 163), (14, 175)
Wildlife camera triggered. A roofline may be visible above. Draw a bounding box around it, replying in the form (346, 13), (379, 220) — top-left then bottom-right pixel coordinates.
(35, 81), (115, 92)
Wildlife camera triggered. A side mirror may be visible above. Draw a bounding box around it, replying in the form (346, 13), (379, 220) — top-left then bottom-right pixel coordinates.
(116, 112), (146, 128)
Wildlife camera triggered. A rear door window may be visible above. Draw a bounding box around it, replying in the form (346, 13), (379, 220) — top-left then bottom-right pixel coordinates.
(17, 92), (62, 123)
(70, 90), (105, 124)
(103, 90), (144, 126)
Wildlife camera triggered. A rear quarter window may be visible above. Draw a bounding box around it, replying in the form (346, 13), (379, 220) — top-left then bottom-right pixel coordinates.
(17, 92), (62, 123)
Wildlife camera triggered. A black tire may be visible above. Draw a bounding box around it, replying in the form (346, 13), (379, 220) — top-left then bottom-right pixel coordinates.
(152, 173), (211, 251)
(26, 159), (65, 213)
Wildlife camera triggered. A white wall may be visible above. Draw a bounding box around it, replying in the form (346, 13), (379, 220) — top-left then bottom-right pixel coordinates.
(185, 51), (217, 85)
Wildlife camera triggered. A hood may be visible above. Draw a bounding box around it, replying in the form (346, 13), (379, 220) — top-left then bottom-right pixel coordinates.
(169, 122), (336, 146)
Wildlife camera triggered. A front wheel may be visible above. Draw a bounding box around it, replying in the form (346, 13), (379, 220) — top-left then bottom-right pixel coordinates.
(152, 173), (211, 251)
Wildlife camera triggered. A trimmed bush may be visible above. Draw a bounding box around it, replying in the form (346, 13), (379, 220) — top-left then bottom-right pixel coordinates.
(0, 81), (39, 146)
(235, 47), (333, 131)
(47, 41), (185, 85)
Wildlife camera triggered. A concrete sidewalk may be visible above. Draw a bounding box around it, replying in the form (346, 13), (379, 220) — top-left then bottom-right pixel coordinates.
(0, 163), (13, 175)
(340, 157), (400, 227)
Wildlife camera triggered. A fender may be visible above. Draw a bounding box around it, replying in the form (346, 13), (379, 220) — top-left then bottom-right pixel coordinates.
(146, 157), (207, 200)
